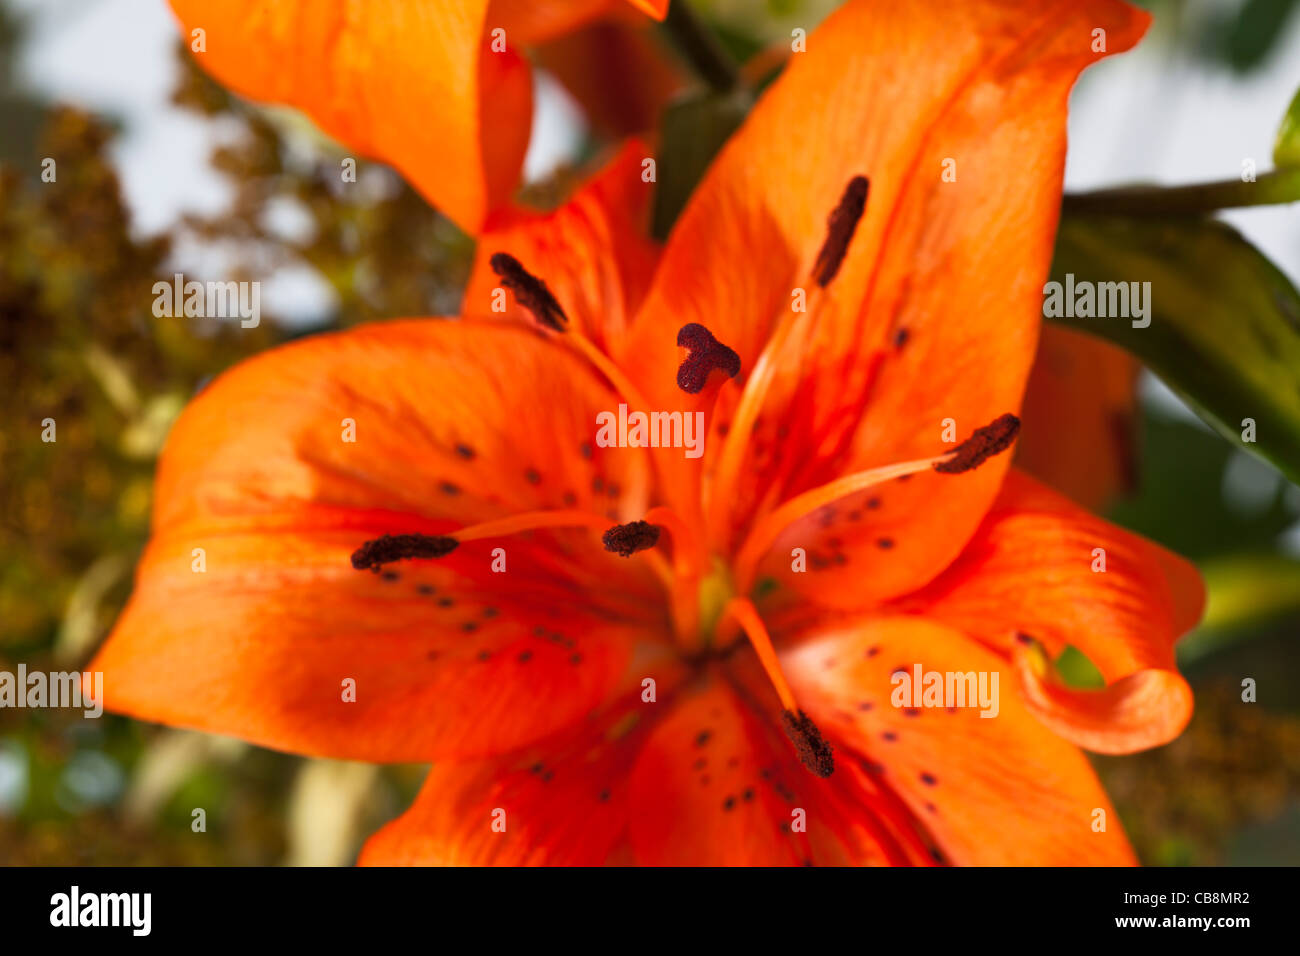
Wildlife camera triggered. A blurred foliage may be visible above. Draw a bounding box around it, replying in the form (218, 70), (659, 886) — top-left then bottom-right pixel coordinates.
(1098, 677), (1300, 865)
(169, 46), (475, 325)
(1049, 215), (1300, 486)
(0, 22), (458, 863)
(1205, 0), (1300, 72)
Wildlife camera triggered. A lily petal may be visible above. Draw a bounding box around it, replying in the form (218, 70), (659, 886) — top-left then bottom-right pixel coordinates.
(782, 616), (1137, 865)
(623, 0), (1149, 599)
(492, 0), (667, 47)
(169, 0), (531, 233)
(1012, 649), (1194, 754)
(358, 688), (678, 864)
(535, 15), (684, 138)
(627, 674), (931, 865)
(898, 468), (1202, 752)
(466, 142), (661, 352)
(92, 321), (667, 761)
(1016, 325), (1141, 510)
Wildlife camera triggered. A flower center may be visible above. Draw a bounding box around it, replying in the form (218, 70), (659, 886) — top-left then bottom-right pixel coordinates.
(344, 175), (1023, 778)
(693, 556), (734, 651)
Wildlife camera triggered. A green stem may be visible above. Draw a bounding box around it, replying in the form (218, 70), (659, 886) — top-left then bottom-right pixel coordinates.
(1063, 168), (1300, 217)
(662, 1), (740, 94)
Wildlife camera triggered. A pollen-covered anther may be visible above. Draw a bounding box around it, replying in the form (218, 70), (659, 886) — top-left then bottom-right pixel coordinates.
(489, 251), (568, 332)
(812, 174), (869, 287)
(676, 322), (741, 394)
(601, 520), (662, 558)
(781, 708), (835, 778)
(350, 533), (459, 571)
(933, 413), (1021, 474)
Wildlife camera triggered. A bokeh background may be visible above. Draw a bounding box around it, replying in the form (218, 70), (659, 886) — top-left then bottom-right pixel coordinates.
(2, 0), (1299, 865)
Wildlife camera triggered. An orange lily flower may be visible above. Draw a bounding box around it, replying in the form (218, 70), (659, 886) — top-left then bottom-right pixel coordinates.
(167, 0), (670, 234)
(95, 0), (1202, 865)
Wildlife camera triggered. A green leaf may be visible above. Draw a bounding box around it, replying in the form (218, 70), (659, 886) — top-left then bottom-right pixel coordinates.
(1275, 85), (1300, 167)
(651, 89), (751, 241)
(1048, 214), (1300, 484)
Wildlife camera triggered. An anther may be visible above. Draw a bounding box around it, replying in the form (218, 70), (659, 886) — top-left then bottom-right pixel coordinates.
(676, 323), (741, 394)
(933, 413), (1021, 474)
(350, 533), (458, 571)
(601, 520), (661, 557)
(812, 175), (869, 287)
(781, 708), (835, 778)
(490, 252), (568, 332)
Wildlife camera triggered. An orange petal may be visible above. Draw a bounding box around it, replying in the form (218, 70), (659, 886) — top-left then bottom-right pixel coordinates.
(168, 0), (531, 233)
(534, 16), (684, 138)
(901, 468), (1204, 678)
(149, 320), (653, 538)
(94, 529), (651, 762)
(490, 0), (665, 47)
(1016, 324), (1141, 510)
(467, 142), (661, 353)
(624, 0), (668, 20)
(782, 616), (1137, 865)
(93, 320), (668, 761)
(627, 675), (931, 865)
(898, 468), (1202, 752)
(1012, 649), (1194, 754)
(359, 691), (677, 865)
(622, 0), (1149, 592)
